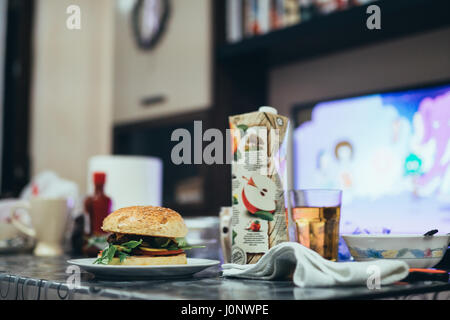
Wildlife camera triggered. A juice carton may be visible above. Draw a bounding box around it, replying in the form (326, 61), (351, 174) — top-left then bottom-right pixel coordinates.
(229, 106), (291, 264)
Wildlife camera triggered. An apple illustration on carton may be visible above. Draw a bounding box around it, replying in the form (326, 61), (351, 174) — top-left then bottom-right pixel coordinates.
(241, 174), (276, 216)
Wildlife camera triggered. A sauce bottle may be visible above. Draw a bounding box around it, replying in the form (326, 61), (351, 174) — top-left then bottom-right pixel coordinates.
(84, 172), (112, 236)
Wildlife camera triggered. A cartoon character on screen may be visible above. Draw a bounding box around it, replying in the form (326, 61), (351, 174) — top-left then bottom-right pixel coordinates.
(410, 91), (450, 198)
(404, 153), (422, 197)
(334, 141), (354, 201)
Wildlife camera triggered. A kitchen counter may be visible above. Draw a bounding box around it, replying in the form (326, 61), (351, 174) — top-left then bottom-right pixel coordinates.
(1, 254), (449, 300)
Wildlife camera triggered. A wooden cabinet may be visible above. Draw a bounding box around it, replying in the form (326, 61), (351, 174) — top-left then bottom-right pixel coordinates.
(113, 0), (212, 124)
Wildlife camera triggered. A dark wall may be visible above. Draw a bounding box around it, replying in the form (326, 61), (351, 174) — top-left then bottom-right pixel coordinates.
(1, 0), (34, 197)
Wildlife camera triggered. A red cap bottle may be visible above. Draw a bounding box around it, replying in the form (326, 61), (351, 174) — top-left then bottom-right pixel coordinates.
(84, 172), (112, 236)
(93, 172), (106, 185)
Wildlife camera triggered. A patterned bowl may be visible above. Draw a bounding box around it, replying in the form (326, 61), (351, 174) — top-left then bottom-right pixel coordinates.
(342, 234), (450, 268)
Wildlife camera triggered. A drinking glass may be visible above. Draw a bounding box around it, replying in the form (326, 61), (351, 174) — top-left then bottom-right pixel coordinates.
(290, 189), (342, 261)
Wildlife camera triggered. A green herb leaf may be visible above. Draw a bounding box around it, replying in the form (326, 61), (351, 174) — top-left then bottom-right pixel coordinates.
(92, 239), (145, 265)
(93, 256), (102, 265)
(149, 237), (172, 249)
(175, 237), (188, 247)
(115, 245), (132, 253)
(121, 239), (143, 249)
(174, 238), (205, 250)
(106, 245), (117, 262)
(93, 243), (117, 265)
(118, 251), (129, 263)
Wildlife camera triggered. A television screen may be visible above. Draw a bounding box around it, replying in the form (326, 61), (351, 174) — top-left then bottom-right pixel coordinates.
(292, 82), (450, 234)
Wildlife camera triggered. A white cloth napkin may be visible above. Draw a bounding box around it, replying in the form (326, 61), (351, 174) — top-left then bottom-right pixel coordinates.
(222, 242), (409, 288)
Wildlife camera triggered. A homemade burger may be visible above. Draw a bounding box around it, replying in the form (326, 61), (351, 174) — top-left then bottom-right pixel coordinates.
(94, 206), (202, 265)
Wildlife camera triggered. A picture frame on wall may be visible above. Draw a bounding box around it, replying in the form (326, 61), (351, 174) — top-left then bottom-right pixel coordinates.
(132, 0), (171, 51)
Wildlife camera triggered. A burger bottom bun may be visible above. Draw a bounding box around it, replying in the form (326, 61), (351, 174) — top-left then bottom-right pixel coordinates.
(107, 254), (187, 266)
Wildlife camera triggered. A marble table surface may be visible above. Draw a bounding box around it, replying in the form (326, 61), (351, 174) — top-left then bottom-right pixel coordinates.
(0, 254), (449, 300)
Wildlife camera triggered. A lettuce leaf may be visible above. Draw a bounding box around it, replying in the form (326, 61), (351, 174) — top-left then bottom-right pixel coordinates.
(94, 243), (117, 265)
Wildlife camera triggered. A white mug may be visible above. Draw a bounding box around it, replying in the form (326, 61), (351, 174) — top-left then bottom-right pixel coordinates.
(0, 222), (20, 241)
(10, 197), (70, 256)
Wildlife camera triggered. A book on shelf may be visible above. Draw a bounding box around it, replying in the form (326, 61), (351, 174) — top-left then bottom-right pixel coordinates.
(226, 0), (300, 42)
(244, 0), (259, 37)
(284, 0), (301, 26)
(258, 0), (271, 34)
(226, 0), (243, 43)
(225, 0), (377, 44)
(244, 0), (279, 37)
(270, 0), (285, 30)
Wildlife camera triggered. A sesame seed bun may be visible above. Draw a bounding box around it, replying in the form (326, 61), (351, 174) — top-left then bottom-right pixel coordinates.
(101, 206), (188, 238)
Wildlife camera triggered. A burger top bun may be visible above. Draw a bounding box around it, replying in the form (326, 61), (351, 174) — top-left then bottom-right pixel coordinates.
(102, 206), (188, 238)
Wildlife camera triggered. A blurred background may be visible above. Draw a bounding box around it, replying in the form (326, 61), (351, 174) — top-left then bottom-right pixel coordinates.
(0, 0), (449, 223)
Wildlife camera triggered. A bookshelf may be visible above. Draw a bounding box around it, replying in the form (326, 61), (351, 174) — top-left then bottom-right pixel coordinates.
(219, 0), (450, 67)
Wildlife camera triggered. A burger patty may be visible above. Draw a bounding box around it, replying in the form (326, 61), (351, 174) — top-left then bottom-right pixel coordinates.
(106, 233), (175, 248)
(107, 233), (143, 244)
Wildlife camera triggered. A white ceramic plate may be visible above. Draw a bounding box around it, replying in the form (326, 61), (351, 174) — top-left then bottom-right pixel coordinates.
(67, 258), (220, 279)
